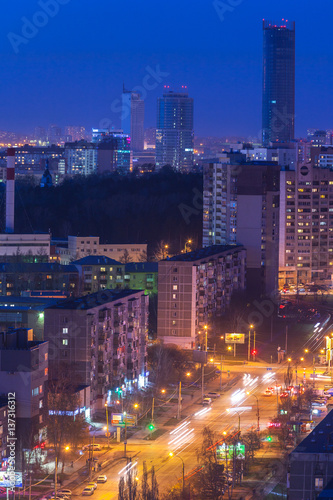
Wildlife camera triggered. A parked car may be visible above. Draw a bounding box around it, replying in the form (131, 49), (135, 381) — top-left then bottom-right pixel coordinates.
(57, 491), (72, 498)
(87, 483), (97, 491)
(263, 389), (273, 396)
(203, 398), (212, 406)
(82, 444), (101, 451)
(206, 392), (220, 398)
(97, 475), (107, 483)
(82, 488), (94, 496)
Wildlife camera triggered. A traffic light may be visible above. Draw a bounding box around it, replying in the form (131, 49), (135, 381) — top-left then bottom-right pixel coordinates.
(148, 422), (155, 432)
(251, 349), (257, 356)
(267, 436), (272, 442)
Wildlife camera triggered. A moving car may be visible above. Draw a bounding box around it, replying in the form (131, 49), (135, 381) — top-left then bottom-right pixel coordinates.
(263, 389), (273, 396)
(203, 397), (212, 406)
(97, 475), (107, 483)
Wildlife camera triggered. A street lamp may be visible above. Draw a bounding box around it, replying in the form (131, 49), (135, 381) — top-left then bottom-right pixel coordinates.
(184, 239), (192, 253)
(248, 324), (254, 361)
(163, 244), (169, 259)
(246, 392), (260, 433)
(204, 325), (208, 351)
(169, 452), (185, 493)
(104, 403), (110, 449)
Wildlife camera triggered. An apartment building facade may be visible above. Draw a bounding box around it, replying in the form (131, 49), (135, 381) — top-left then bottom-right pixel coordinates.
(279, 162), (333, 287)
(203, 154), (280, 294)
(288, 410), (333, 499)
(67, 236), (147, 264)
(0, 329), (48, 465)
(0, 397), (8, 460)
(158, 245), (246, 349)
(44, 289), (148, 413)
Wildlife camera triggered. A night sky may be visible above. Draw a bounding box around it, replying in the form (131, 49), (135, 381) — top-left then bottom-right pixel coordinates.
(1, 0), (332, 137)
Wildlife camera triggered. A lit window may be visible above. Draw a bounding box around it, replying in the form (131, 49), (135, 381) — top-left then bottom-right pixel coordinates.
(62, 339), (68, 345)
(172, 294), (177, 299)
(173, 285), (178, 290)
(63, 328), (68, 334)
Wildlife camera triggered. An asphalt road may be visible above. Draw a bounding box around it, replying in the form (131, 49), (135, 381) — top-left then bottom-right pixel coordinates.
(72, 363), (287, 498)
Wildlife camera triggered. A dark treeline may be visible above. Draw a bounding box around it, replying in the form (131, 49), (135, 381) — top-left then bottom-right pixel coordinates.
(1, 167), (203, 256)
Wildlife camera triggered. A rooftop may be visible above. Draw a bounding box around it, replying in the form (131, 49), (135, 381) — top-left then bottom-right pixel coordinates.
(46, 289), (144, 310)
(125, 262), (158, 273)
(0, 262), (77, 273)
(292, 410), (333, 454)
(164, 244), (244, 263)
(73, 256), (122, 266)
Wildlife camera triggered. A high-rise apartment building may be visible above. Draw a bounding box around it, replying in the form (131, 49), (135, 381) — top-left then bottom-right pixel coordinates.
(64, 141), (97, 176)
(64, 126), (86, 142)
(156, 91), (194, 172)
(44, 289), (148, 413)
(203, 154), (280, 294)
(262, 20), (295, 146)
(279, 161), (333, 287)
(158, 245), (246, 349)
(97, 133), (131, 174)
(121, 89), (145, 152)
(0, 329), (48, 464)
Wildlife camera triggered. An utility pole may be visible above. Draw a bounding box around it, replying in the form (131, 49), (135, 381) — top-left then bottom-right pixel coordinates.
(253, 330), (256, 362)
(248, 328), (251, 361)
(54, 456), (58, 500)
(220, 355), (223, 391)
(285, 324), (288, 353)
(201, 363), (205, 403)
(177, 381), (182, 419)
(152, 397), (155, 423)
(233, 342), (236, 358)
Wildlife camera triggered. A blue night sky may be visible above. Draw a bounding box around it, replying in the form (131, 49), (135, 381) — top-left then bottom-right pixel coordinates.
(1, 0), (332, 137)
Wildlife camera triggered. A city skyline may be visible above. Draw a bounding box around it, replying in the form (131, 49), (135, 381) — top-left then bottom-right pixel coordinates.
(1, 0), (333, 137)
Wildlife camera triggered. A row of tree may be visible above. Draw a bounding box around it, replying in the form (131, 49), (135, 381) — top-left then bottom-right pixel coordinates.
(2, 168), (203, 257)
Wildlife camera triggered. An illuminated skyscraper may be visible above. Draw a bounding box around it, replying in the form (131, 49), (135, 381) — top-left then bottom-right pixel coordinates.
(121, 88), (145, 151)
(156, 90), (194, 172)
(262, 20), (295, 146)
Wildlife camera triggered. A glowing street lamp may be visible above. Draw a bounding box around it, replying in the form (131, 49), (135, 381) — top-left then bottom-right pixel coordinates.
(169, 452), (185, 493)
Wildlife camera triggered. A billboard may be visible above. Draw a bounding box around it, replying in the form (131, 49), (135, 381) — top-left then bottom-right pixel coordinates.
(111, 413), (136, 427)
(0, 459), (22, 488)
(193, 350), (208, 364)
(216, 443), (245, 461)
(225, 333), (245, 344)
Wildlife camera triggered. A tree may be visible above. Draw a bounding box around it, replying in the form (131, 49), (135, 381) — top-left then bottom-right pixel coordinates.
(120, 249), (133, 264)
(148, 343), (192, 390)
(151, 241), (170, 262)
(140, 463), (159, 500)
(118, 468), (138, 500)
(47, 376), (89, 472)
(192, 427), (226, 500)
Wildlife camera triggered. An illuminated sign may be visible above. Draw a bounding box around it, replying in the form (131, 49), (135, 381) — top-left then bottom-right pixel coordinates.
(225, 333), (245, 344)
(216, 443), (245, 461)
(0, 459), (22, 488)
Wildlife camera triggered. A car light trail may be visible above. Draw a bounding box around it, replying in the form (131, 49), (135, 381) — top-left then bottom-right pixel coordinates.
(194, 407), (212, 417)
(170, 420), (190, 435)
(118, 460), (138, 475)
